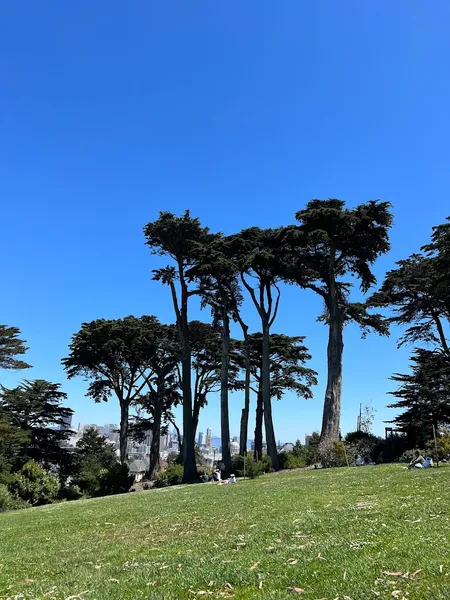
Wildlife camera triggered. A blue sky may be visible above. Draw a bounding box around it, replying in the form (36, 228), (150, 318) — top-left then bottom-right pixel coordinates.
(1, 1), (449, 443)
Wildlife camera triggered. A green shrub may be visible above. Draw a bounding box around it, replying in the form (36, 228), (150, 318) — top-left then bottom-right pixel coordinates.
(10, 460), (60, 506)
(154, 464), (184, 488)
(60, 485), (84, 501)
(304, 445), (319, 466)
(74, 459), (132, 498)
(154, 470), (169, 488)
(317, 441), (347, 468)
(231, 454), (272, 479)
(278, 451), (306, 470)
(0, 484), (27, 512)
(166, 464), (184, 486)
(427, 430), (450, 461)
(97, 463), (133, 496)
(344, 431), (384, 464)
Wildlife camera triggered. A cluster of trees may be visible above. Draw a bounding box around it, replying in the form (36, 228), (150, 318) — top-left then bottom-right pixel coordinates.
(370, 217), (450, 448)
(60, 199), (393, 482)
(1, 199), (396, 491)
(0, 373), (132, 510)
(3, 200), (449, 501)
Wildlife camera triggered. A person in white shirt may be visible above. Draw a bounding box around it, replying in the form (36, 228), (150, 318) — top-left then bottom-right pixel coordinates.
(355, 455), (364, 466)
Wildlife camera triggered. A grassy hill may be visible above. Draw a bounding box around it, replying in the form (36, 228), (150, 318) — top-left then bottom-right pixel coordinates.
(1, 464), (450, 600)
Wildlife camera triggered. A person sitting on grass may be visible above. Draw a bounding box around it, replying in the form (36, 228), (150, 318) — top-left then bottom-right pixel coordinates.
(405, 451), (425, 469)
(212, 469), (221, 482)
(355, 455), (364, 466)
(228, 474), (236, 483)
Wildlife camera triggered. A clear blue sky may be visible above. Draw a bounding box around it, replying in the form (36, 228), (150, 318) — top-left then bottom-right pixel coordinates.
(1, 1), (449, 442)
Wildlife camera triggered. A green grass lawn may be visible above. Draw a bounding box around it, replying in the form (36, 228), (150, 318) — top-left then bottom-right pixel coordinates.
(1, 464), (450, 600)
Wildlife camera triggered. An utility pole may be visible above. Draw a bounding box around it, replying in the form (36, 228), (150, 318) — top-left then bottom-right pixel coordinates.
(357, 403), (362, 432)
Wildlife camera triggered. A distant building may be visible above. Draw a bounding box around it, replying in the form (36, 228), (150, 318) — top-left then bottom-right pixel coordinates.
(59, 415), (72, 431)
(305, 433), (313, 446)
(206, 428), (212, 450)
(279, 442), (294, 453)
(127, 458), (149, 483)
(198, 431), (205, 446)
(103, 424), (118, 435)
(230, 438), (239, 456)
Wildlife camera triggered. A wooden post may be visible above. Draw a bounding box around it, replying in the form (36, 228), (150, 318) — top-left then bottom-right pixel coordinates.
(432, 424), (439, 467)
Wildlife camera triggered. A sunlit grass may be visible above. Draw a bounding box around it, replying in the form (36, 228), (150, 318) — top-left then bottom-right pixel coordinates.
(1, 464), (450, 599)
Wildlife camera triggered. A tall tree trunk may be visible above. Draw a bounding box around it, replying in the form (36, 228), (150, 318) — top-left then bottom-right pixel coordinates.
(148, 380), (164, 481)
(431, 310), (449, 355)
(254, 387), (263, 460)
(262, 321), (278, 469)
(220, 305), (231, 476)
(321, 291), (344, 441)
(177, 276), (197, 483)
(192, 389), (202, 441)
(181, 347), (197, 482)
(239, 327), (251, 456)
(119, 400), (129, 465)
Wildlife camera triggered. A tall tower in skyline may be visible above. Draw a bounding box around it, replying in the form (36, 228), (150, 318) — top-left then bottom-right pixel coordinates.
(206, 427), (212, 450)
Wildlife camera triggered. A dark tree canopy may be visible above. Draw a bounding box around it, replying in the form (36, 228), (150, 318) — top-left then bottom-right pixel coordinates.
(144, 210), (212, 267)
(0, 410), (30, 483)
(388, 349), (450, 447)
(282, 199), (393, 321)
(76, 427), (118, 468)
(0, 325), (31, 370)
(63, 315), (161, 464)
(63, 316), (159, 403)
(369, 253), (449, 352)
(235, 333), (318, 400)
(0, 379), (73, 469)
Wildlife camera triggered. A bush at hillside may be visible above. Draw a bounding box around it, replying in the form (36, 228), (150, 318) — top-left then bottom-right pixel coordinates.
(231, 454), (272, 479)
(427, 430), (450, 461)
(155, 464), (184, 488)
(344, 431), (384, 464)
(10, 460), (60, 506)
(0, 484), (28, 512)
(278, 451), (306, 470)
(97, 464), (134, 496)
(317, 441), (347, 468)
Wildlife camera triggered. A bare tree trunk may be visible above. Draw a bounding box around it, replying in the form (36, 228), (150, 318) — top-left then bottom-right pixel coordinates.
(148, 381), (164, 481)
(254, 387), (263, 460)
(321, 294), (344, 442)
(431, 310), (449, 355)
(220, 306), (231, 476)
(119, 400), (129, 465)
(192, 390), (202, 441)
(239, 327), (251, 456)
(181, 351), (197, 481)
(176, 275), (197, 483)
(262, 321), (278, 469)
